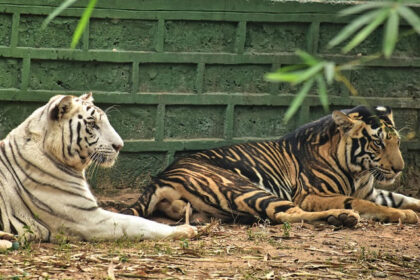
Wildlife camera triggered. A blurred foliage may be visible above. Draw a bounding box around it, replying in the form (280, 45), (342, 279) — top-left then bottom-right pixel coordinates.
(266, 0), (420, 122)
(42, 0), (98, 49)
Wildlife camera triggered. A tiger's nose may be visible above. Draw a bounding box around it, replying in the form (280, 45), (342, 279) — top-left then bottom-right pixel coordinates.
(112, 144), (123, 152)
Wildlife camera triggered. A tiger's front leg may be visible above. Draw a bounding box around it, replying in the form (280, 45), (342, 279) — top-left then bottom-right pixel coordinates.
(56, 208), (197, 242)
(361, 188), (420, 212)
(299, 194), (419, 224)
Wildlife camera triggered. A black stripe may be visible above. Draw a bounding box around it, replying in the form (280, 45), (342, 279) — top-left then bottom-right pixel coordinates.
(388, 191), (396, 208)
(43, 152), (83, 179)
(76, 121), (83, 150)
(364, 187), (375, 200)
(344, 198), (353, 209)
(61, 126), (67, 159)
(274, 203), (294, 213)
(379, 192), (387, 206)
(66, 204), (98, 211)
(68, 119), (74, 156)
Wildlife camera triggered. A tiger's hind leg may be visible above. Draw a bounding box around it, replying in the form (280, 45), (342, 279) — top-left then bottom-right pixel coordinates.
(298, 194), (418, 224)
(120, 182), (184, 218)
(156, 199), (192, 221)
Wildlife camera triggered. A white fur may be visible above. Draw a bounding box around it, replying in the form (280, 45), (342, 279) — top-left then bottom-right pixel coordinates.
(0, 94), (196, 242)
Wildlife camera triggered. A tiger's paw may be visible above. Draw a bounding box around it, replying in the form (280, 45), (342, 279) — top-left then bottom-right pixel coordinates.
(170, 224), (198, 239)
(388, 209), (419, 224)
(326, 210), (360, 228)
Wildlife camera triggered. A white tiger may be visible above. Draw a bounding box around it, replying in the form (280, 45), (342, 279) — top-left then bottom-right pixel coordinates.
(0, 93), (196, 242)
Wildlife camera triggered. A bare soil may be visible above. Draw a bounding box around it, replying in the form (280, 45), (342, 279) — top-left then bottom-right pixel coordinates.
(1, 192), (419, 280)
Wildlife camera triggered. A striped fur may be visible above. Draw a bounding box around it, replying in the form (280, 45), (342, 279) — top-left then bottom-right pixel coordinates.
(0, 94), (196, 242)
(124, 106), (419, 226)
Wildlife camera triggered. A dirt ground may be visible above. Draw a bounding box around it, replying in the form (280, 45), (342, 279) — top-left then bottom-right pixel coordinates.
(1, 191), (419, 280)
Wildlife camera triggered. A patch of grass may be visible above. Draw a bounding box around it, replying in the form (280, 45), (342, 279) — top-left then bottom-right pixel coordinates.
(282, 222), (291, 238)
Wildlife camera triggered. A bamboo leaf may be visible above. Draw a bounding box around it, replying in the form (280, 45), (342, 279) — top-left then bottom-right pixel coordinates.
(296, 50), (319, 66)
(397, 5), (420, 34)
(71, 0), (98, 49)
(338, 2), (390, 17)
(316, 75), (329, 111)
(294, 63), (325, 84)
(265, 72), (301, 83)
(276, 64), (307, 73)
(284, 78), (314, 123)
(324, 62), (335, 85)
(383, 9), (399, 59)
(328, 9), (382, 48)
(42, 0), (78, 29)
(342, 8), (390, 53)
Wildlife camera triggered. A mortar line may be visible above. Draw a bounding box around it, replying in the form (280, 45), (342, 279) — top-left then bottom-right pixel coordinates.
(132, 61), (140, 94)
(306, 21), (320, 54)
(298, 102), (310, 126)
(20, 56), (30, 91)
(195, 62), (205, 94)
(82, 19), (90, 51)
(234, 21), (246, 54)
(166, 150), (175, 166)
(10, 12), (20, 48)
(224, 104), (235, 141)
(155, 104), (165, 142)
(155, 18), (165, 52)
(269, 63), (281, 95)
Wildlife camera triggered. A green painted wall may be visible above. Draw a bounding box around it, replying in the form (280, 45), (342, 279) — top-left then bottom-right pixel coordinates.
(0, 0), (419, 195)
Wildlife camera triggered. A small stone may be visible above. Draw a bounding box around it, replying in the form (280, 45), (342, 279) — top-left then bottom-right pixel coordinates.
(372, 271), (387, 278)
(12, 241), (20, 250)
(0, 239), (13, 251)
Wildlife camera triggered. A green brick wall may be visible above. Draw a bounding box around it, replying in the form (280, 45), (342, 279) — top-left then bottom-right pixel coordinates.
(0, 0), (419, 195)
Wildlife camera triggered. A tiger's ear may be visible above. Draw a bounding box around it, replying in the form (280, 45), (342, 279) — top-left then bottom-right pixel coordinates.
(80, 92), (93, 102)
(50, 95), (73, 121)
(332, 110), (354, 132)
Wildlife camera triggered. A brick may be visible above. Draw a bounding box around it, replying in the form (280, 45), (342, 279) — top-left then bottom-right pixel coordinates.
(164, 20), (236, 52)
(319, 23), (383, 55)
(0, 13), (12, 46)
(103, 104), (157, 140)
(245, 22), (308, 53)
(350, 67), (420, 98)
(90, 152), (166, 190)
(164, 106), (225, 139)
(18, 15), (80, 48)
(393, 26), (420, 57)
(89, 18), (157, 51)
(138, 63), (196, 93)
(233, 106), (295, 138)
(0, 102), (41, 136)
(0, 58), (21, 89)
(29, 60), (131, 92)
(204, 64), (271, 93)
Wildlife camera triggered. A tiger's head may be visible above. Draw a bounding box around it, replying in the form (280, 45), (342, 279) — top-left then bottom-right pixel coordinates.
(43, 93), (123, 171)
(332, 106), (403, 185)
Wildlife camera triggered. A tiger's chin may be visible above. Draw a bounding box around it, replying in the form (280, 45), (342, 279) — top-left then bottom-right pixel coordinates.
(376, 177), (396, 186)
(374, 171), (400, 186)
(91, 153), (118, 168)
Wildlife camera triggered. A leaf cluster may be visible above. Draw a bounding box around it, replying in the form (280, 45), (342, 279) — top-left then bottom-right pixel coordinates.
(266, 0), (420, 122)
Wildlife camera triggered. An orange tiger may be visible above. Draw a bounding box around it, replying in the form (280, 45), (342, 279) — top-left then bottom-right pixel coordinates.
(123, 106), (419, 226)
